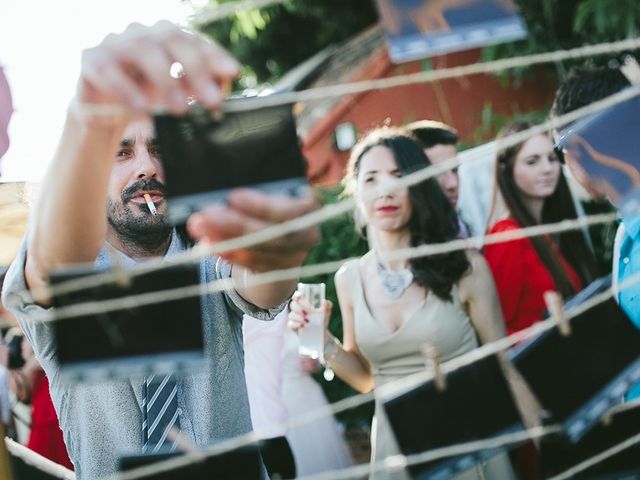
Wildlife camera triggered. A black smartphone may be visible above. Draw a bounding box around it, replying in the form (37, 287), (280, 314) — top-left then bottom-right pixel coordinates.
(154, 98), (309, 225)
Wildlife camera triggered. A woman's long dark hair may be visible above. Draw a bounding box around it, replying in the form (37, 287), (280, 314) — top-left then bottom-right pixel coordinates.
(488, 120), (597, 298)
(345, 127), (470, 302)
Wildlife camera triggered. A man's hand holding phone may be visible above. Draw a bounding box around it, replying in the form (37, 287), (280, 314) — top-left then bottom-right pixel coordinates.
(188, 189), (319, 272)
(153, 94), (320, 273)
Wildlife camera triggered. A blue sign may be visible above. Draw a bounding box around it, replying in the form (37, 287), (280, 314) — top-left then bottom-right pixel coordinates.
(375, 0), (527, 63)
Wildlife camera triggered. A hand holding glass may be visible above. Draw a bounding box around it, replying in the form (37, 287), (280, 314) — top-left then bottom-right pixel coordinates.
(296, 283), (326, 362)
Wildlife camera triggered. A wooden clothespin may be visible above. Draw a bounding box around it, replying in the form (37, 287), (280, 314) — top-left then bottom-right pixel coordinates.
(421, 343), (447, 392)
(543, 290), (571, 336)
(601, 397), (640, 427)
(621, 55), (640, 86)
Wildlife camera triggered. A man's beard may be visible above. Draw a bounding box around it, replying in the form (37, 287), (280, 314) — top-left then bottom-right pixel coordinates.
(107, 179), (173, 253)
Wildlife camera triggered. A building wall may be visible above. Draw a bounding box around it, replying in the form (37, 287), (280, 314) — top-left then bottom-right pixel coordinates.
(301, 47), (556, 186)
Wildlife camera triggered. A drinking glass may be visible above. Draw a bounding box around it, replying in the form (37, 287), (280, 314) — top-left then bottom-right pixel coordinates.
(297, 283), (326, 362)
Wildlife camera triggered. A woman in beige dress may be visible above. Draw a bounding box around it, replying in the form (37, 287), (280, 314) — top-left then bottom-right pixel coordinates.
(290, 128), (532, 479)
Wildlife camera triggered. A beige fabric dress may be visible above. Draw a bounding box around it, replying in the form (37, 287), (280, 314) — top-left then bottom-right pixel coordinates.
(345, 253), (516, 480)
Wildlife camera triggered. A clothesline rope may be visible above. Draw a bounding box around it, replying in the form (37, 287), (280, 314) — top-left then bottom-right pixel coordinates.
(6, 384), (639, 480)
(41, 212), (617, 323)
(288, 274), (640, 480)
(220, 37), (640, 113)
(18, 83), (638, 306)
(293, 273), (640, 480)
(107, 271), (640, 480)
(4, 437), (76, 480)
(5, 12), (639, 478)
(299, 403), (640, 480)
(299, 425), (563, 480)
(71, 36), (640, 116)
(108, 424), (561, 480)
(8, 77), (636, 480)
(549, 430), (640, 480)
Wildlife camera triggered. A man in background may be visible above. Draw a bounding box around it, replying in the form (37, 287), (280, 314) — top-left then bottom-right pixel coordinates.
(407, 120), (470, 237)
(551, 64), (639, 398)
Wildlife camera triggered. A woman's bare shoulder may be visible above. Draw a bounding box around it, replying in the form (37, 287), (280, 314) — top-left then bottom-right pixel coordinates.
(461, 248), (491, 276)
(459, 249), (493, 295)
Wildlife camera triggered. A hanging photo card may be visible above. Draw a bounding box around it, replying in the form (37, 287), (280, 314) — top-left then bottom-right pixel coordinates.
(539, 402), (640, 478)
(119, 444), (263, 480)
(510, 276), (640, 443)
(374, 0), (527, 63)
(558, 91), (640, 217)
(384, 354), (523, 479)
(50, 263), (205, 383)
(154, 99), (309, 225)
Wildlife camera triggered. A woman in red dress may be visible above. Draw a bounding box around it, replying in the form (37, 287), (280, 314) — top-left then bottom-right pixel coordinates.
(12, 336), (73, 470)
(484, 120), (598, 480)
(484, 120), (597, 335)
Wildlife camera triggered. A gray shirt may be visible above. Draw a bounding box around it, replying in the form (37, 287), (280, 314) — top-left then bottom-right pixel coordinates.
(2, 233), (282, 479)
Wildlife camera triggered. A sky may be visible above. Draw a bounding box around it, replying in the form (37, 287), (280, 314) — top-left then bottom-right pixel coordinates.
(0, 0), (204, 182)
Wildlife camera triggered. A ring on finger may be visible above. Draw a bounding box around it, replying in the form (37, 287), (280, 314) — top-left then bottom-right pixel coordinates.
(170, 61), (185, 79)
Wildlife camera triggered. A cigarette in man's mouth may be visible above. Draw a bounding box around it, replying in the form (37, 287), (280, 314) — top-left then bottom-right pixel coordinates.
(143, 193), (157, 216)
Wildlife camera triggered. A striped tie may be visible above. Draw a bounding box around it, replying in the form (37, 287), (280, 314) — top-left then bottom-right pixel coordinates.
(142, 375), (180, 452)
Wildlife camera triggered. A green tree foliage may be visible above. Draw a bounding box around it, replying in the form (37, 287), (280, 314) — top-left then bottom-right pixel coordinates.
(483, 0), (640, 82)
(573, 0), (639, 42)
(196, 0), (640, 85)
(199, 0), (378, 83)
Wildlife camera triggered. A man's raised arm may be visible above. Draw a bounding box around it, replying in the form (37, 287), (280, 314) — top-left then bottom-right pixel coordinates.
(25, 22), (240, 293)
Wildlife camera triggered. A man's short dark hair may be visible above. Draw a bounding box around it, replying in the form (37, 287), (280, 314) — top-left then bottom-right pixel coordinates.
(405, 120), (458, 148)
(551, 65), (631, 117)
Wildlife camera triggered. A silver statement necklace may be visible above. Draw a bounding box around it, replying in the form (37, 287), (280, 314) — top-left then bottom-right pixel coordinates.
(376, 258), (414, 299)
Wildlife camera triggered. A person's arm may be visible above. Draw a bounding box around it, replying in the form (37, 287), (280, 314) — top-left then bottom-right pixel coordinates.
(327, 268), (374, 393)
(288, 265), (373, 393)
(459, 250), (508, 343)
(24, 22), (240, 296)
(459, 250), (541, 430)
(25, 112), (128, 294)
(188, 189), (318, 309)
